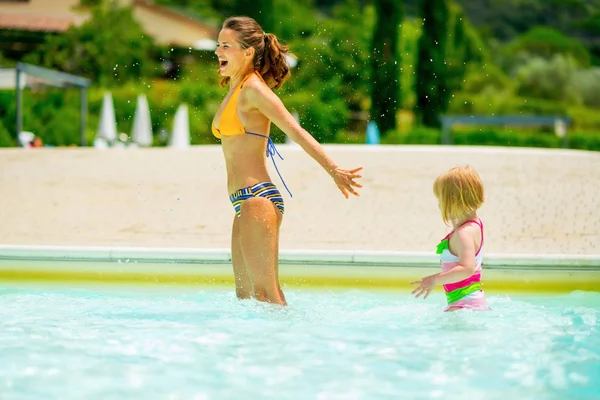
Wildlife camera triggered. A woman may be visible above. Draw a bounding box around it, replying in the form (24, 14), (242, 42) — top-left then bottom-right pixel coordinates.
(212, 16), (363, 305)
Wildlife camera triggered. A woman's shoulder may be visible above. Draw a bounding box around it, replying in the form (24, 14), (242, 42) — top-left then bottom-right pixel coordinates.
(240, 74), (275, 103)
(242, 74), (269, 91)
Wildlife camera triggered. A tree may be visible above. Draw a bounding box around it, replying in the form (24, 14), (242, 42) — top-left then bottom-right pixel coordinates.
(414, 0), (450, 128)
(24, 5), (158, 86)
(444, 6), (467, 97)
(370, 0), (402, 134)
(444, 4), (487, 97)
(504, 26), (591, 68)
(579, 10), (600, 64)
(273, 0), (372, 143)
(235, 0), (275, 33)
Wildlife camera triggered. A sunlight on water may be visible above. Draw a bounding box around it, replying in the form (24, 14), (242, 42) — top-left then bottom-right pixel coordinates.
(0, 286), (598, 400)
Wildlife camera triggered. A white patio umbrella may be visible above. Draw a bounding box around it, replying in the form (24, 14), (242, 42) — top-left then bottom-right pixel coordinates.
(168, 103), (190, 148)
(96, 92), (117, 143)
(131, 94), (153, 147)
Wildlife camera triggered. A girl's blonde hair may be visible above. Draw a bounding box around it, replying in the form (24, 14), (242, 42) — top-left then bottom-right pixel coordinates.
(433, 165), (485, 225)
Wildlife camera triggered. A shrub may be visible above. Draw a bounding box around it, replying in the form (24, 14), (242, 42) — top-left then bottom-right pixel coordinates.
(504, 26), (591, 68)
(374, 127), (599, 151)
(515, 54), (581, 104)
(569, 131), (600, 151)
(0, 121), (15, 147)
(380, 126), (442, 145)
(462, 63), (516, 94)
(567, 106), (600, 131)
(449, 92), (568, 116)
(452, 128), (562, 148)
(573, 67), (600, 108)
(276, 89), (349, 144)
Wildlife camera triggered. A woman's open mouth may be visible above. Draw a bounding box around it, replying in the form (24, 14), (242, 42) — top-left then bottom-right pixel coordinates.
(219, 60), (228, 68)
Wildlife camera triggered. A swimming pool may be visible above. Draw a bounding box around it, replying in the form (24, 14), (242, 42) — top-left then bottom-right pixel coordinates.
(1, 285), (599, 400)
(1, 246), (599, 399)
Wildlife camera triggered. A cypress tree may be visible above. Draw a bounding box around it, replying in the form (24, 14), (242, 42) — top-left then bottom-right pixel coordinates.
(235, 0), (275, 33)
(444, 6), (467, 102)
(370, 0), (402, 135)
(414, 0), (450, 128)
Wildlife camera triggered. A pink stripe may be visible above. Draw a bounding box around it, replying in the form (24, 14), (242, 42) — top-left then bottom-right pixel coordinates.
(444, 295), (489, 312)
(443, 273), (481, 292)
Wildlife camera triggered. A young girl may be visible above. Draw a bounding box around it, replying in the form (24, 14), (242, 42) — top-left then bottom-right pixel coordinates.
(411, 165), (490, 312)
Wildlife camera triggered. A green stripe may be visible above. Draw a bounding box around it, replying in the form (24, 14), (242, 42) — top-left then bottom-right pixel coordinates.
(446, 282), (482, 304)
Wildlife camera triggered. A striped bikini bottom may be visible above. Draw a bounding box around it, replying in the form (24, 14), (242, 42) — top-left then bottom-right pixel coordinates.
(229, 182), (285, 218)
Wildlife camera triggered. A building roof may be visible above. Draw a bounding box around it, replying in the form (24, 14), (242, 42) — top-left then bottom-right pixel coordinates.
(0, 0), (218, 47)
(0, 13), (80, 32)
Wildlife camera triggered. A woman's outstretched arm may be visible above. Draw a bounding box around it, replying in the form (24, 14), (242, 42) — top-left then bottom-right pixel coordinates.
(244, 81), (363, 198)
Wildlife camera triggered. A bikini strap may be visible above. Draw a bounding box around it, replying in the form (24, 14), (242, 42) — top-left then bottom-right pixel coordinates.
(442, 218), (484, 255)
(239, 71), (263, 88)
(228, 73), (256, 106)
(246, 132), (293, 198)
(458, 218), (482, 230)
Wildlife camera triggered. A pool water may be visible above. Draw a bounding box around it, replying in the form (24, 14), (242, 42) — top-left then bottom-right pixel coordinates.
(1, 286), (599, 400)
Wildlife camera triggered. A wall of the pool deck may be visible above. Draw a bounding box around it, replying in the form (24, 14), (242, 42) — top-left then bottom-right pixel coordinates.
(0, 246), (599, 293)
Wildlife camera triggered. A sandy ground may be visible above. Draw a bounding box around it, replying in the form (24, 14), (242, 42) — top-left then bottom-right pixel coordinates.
(0, 145), (599, 255)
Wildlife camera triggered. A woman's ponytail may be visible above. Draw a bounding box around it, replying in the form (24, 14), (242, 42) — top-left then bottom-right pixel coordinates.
(258, 33), (291, 90)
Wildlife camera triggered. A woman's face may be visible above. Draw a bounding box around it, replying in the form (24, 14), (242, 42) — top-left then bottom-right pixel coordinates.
(215, 28), (251, 77)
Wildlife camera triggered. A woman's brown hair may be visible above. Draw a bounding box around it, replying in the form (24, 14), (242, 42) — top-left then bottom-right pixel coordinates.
(220, 16), (291, 89)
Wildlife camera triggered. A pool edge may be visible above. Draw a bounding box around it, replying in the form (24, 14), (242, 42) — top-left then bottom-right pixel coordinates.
(1, 245), (599, 269)
(0, 245), (599, 292)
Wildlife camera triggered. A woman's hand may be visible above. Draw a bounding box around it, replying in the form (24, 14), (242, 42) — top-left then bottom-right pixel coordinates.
(330, 166), (363, 198)
(410, 274), (438, 299)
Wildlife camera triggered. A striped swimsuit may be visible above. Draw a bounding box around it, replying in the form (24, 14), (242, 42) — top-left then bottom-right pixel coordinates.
(229, 182), (285, 218)
(438, 218), (490, 312)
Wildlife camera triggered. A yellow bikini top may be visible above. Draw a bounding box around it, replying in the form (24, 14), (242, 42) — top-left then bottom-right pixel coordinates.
(211, 71), (266, 138)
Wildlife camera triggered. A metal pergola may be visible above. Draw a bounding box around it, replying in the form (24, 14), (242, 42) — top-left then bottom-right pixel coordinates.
(15, 62), (92, 146)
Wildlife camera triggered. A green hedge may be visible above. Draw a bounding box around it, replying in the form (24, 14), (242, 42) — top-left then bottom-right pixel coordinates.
(449, 92), (569, 115)
(1, 78), (598, 151)
(448, 91), (600, 137)
(0, 120), (15, 147)
(0, 71), (350, 147)
(380, 127), (599, 151)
